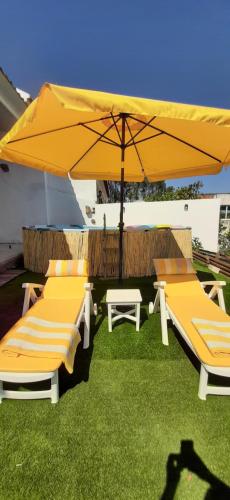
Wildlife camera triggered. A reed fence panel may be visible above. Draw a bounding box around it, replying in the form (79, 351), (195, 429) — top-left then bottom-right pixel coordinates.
(23, 228), (192, 277)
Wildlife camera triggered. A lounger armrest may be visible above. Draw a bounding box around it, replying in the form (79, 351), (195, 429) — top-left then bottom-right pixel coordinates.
(201, 281), (226, 288)
(84, 282), (94, 291)
(22, 283), (44, 316)
(201, 280), (226, 312)
(153, 281), (166, 289)
(22, 282), (44, 290)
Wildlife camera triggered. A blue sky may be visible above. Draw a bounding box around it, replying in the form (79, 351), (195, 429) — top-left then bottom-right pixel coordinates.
(1, 0), (230, 192)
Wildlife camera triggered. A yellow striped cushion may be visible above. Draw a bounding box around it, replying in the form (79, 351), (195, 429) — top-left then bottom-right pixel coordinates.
(46, 259), (88, 277)
(2, 315), (81, 374)
(153, 258), (195, 275)
(192, 318), (230, 357)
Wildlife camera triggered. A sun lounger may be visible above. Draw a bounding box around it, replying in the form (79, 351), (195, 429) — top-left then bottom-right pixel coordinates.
(0, 259), (96, 403)
(150, 258), (230, 400)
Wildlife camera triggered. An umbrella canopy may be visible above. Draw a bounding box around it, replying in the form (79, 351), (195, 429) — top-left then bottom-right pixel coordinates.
(1, 83), (230, 278)
(1, 83), (230, 181)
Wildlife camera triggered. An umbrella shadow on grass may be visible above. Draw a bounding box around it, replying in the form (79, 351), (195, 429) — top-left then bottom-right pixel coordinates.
(161, 440), (230, 500)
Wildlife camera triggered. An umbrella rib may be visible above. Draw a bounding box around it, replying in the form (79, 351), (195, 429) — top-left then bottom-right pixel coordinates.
(100, 138), (120, 147)
(111, 113), (122, 142)
(80, 122), (120, 147)
(132, 116), (222, 164)
(69, 116), (122, 174)
(125, 119), (145, 175)
(125, 116), (157, 146)
(126, 131), (163, 147)
(8, 114), (121, 144)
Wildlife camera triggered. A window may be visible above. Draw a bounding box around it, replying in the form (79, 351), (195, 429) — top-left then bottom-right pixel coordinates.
(220, 205), (230, 220)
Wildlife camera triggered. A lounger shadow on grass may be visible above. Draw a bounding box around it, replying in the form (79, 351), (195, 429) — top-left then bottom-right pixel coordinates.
(59, 318), (97, 397)
(167, 306), (230, 390)
(4, 318), (97, 400)
(170, 323), (230, 389)
(196, 270), (215, 282)
(161, 440), (230, 500)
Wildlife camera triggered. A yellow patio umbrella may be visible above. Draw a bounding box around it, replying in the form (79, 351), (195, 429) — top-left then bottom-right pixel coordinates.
(0, 83), (230, 278)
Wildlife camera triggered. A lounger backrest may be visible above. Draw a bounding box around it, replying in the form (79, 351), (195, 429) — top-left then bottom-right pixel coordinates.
(43, 276), (88, 299)
(158, 274), (203, 297)
(46, 259), (88, 277)
(43, 259), (88, 299)
(153, 258), (204, 297)
(153, 258), (196, 276)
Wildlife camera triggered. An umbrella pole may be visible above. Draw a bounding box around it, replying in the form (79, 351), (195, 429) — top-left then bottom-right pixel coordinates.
(119, 165), (124, 281)
(118, 113), (126, 281)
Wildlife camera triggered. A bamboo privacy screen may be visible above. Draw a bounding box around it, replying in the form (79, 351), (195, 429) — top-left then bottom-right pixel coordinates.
(23, 228), (192, 277)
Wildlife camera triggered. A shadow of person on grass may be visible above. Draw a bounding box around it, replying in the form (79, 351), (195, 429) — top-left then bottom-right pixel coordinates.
(161, 440), (230, 500)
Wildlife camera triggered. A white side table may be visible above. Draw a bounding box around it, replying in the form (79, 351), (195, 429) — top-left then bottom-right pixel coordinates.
(106, 289), (142, 332)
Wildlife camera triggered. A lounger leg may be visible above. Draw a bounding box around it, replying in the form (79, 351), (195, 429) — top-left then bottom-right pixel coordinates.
(153, 290), (160, 313)
(22, 288), (30, 316)
(51, 371), (59, 404)
(90, 293), (94, 314)
(83, 290), (90, 349)
(159, 288), (169, 346)
(0, 381), (3, 404)
(136, 303), (140, 332)
(108, 304), (112, 332)
(198, 365), (208, 400)
(217, 289), (226, 312)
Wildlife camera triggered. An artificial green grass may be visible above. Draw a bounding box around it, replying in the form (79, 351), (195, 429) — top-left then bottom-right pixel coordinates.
(0, 265), (229, 499)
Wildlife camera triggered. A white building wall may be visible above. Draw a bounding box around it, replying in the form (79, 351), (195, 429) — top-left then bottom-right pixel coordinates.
(0, 163), (220, 249)
(95, 199), (220, 252)
(44, 176), (98, 226)
(0, 171), (100, 242)
(44, 174), (91, 224)
(0, 164), (47, 242)
(0, 71), (26, 121)
(0, 71), (99, 241)
(71, 179), (98, 225)
(0, 71), (50, 243)
(212, 193), (230, 204)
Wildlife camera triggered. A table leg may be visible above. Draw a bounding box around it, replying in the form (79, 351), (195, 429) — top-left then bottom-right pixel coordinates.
(136, 303), (140, 332)
(108, 304), (112, 332)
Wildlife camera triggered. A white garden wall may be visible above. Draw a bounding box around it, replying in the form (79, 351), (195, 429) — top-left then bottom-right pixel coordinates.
(0, 71), (100, 242)
(44, 175), (94, 226)
(0, 163), (220, 251)
(95, 198), (220, 252)
(0, 168), (99, 242)
(0, 164), (47, 242)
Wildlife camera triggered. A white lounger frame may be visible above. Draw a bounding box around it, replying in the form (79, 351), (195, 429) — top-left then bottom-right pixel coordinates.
(0, 282), (96, 404)
(152, 279), (230, 400)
